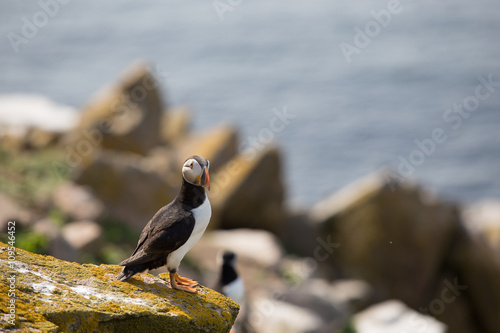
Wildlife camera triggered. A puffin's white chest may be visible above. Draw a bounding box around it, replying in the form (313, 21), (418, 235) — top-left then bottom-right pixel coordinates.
(167, 198), (211, 270)
(223, 277), (245, 305)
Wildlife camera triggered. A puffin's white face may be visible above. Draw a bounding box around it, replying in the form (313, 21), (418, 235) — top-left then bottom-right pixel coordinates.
(182, 157), (210, 190)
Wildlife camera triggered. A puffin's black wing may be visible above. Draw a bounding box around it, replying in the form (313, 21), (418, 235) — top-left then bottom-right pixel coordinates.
(119, 203), (195, 267)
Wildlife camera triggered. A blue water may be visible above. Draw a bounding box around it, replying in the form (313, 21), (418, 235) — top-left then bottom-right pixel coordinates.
(1, 0), (499, 205)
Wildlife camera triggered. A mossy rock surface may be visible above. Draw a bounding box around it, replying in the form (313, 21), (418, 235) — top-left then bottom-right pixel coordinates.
(0, 242), (238, 332)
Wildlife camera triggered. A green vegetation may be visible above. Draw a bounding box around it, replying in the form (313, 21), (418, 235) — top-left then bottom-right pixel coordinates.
(95, 217), (140, 264)
(336, 320), (357, 333)
(0, 144), (143, 264)
(0, 226), (50, 254)
(0, 145), (69, 209)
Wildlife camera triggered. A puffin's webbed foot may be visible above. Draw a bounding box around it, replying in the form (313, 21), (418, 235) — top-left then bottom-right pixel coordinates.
(175, 273), (198, 287)
(170, 272), (198, 293)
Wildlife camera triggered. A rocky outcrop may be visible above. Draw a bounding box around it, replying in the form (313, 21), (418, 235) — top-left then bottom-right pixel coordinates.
(176, 124), (239, 174)
(62, 60), (163, 156)
(310, 171), (460, 308)
(161, 106), (192, 145)
(0, 242), (239, 332)
(73, 149), (178, 231)
(210, 146), (285, 234)
(447, 222), (500, 333)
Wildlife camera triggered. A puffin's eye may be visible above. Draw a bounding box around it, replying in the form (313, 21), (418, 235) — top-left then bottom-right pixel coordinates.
(189, 162), (194, 169)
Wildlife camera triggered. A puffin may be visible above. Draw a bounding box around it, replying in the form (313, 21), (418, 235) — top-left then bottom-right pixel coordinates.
(116, 155), (211, 293)
(217, 251), (245, 305)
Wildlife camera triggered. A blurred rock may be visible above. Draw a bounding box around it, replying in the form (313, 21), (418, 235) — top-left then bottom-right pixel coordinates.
(280, 278), (346, 328)
(177, 124), (239, 174)
(249, 297), (324, 333)
(431, 273), (481, 333)
(161, 105), (192, 144)
(210, 146), (285, 234)
(61, 220), (103, 253)
(190, 229), (284, 270)
(462, 200), (500, 261)
(0, 125), (29, 151)
(52, 182), (104, 221)
(448, 223), (500, 333)
(73, 149), (177, 231)
(32, 217), (78, 262)
(310, 171), (460, 308)
(353, 300), (447, 333)
(26, 127), (61, 149)
(62, 60), (163, 156)
(145, 146), (178, 181)
(0, 193), (32, 229)
(328, 279), (374, 314)
(281, 207), (318, 257)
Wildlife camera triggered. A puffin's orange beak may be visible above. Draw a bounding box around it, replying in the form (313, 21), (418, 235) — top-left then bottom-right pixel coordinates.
(201, 166), (210, 191)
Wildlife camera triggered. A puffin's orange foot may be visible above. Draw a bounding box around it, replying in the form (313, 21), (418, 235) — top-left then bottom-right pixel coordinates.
(172, 283), (197, 293)
(174, 273), (198, 287)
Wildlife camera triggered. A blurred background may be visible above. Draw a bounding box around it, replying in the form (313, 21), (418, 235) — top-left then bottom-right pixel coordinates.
(1, 0), (499, 204)
(1, 0), (499, 332)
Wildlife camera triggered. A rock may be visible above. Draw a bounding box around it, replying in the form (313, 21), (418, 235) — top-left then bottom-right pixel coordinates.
(310, 171), (460, 308)
(161, 106), (192, 144)
(32, 218), (78, 262)
(448, 223), (500, 333)
(26, 127), (61, 149)
(210, 146), (285, 235)
(190, 229), (284, 270)
(0, 193), (32, 229)
(73, 149), (178, 231)
(0, 242), (239, 332)
(462, 200), (500, 261)
(176, 124), (239, 174)
(0, 126), (61, 151)
(63, 60), (163, 156)
(249, 297), (324, 333)
(280, 278), (346, 328)
(430, 273), (481, 333)
(61, 220), (103, 252)
(0, 125), (29, 151)
(353, 300), (447, 333)
(52, 182), (105, 221)
(0, 94), (77, 132)
(328, 279), (374, 314)
(281, 206), (319, 257)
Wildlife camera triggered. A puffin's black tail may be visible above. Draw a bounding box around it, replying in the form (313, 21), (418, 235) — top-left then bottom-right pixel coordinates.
(116, 264), (148, 282)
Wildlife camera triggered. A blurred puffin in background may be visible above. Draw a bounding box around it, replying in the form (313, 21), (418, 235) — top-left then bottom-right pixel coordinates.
(217, 251), (248, 333)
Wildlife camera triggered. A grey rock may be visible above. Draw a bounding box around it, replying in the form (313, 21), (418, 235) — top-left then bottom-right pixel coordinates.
(353, 300), (447, 333)
(61, 220), (103, 252)
(52, 182), (104, 221)
(32, 218), (78, 262)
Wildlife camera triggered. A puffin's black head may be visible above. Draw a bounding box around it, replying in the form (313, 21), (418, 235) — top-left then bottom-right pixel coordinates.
(222, 251), (236, 265)
(182, 155), (210, 190)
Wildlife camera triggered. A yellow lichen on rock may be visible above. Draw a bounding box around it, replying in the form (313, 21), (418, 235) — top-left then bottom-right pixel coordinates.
(0, 242), (239, 332)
